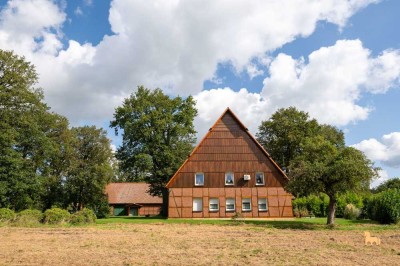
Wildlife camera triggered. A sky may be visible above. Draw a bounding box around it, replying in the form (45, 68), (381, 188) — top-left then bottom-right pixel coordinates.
(0, 0), (399, 187)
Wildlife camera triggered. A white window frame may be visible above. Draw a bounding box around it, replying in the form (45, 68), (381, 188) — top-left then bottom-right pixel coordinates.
(195, 172), (204, 186)
(258, 198), (268, 211)
(209, 198), (219, 211)
(225, 198), (235, 212)
(225, 172), (234, 185)
(255, 172), (265, 186)
(242, 198), (251, 212)
(193, 198), (203, 212)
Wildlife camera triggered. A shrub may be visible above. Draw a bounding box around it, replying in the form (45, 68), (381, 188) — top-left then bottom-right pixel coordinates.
(343, 204), (360, 220)
(70, 208), (97, 225)
(0, 208), (15, 222)
(43, 208), (71, 224)
(373, 189), (400, 224)
(336, 192), (364, 218)
(13, 209), (43, 227)
(292, 194), (329, 217)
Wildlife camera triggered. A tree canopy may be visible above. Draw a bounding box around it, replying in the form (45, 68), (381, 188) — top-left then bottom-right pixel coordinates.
(110, 86), (197, 202)
(372, 177), (400, 193)
(257, 107), (377, 225)
(0, 49), (114, 213)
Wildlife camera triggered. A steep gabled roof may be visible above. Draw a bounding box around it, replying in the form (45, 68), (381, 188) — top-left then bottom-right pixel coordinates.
(166, 107), (287, 188)
(106, 183), (162, 204)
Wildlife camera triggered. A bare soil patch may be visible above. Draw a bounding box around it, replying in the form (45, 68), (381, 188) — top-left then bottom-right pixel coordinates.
(0, 224), (399, 265)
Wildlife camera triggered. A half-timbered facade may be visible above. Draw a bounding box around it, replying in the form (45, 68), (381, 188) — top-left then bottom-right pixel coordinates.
(166, 108), (293, 218)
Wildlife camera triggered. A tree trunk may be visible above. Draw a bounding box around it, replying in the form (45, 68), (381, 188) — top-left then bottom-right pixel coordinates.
(327, 195), (337, 225)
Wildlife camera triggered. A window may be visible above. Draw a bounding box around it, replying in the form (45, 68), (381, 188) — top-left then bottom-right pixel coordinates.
(242, 198), (251, 211)
(209, 198), (219, 211)
(195, 172), (204, 186)
(193, 198), (203, 212)
(255, 172), (265, 186)
(226, 198), (235, 211)
(258, 198), (268, 211)
(225, 172), (234, 185)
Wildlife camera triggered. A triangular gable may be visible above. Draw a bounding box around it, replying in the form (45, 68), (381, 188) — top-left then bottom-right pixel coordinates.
(166, 107), (287, 188)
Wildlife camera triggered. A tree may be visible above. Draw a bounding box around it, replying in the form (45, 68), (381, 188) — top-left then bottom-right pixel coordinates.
(372, 177), (400, 193)
(257, 107), (377, 225)
(256, 107), (321, 171)
(110, 86), (197, 214)
(287, 136), (377, 224)
(64, 126), (114, 211)
(0, 49), (55, 210)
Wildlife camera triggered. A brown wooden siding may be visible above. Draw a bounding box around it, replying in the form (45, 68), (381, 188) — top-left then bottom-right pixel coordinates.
(167, 109), (292, 218)
(168, 187), (293, 218)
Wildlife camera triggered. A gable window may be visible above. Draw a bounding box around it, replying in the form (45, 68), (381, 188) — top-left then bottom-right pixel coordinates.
(209, 198), (219, 211)
(255, 172), (265, 186)
(193, 198), (203, 212)
(242, 198), (251, 212)
(258, 198), (268, 211)
(225, 172), (234, 185)
(226, 198), (235, 211)
(195, 172), (204, 186)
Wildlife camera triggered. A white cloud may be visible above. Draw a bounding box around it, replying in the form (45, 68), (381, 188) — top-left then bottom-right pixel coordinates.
(0, 0), (384, 125)
(194, 87), (268, 138)
(193, 40), (400, 140)
(352, 132), (400, 168)
(262, 39), (400, 126)
(371, 169), (389, 188)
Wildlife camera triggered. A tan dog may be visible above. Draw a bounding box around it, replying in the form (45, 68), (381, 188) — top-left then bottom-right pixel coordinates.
(364, 231), (381, 245)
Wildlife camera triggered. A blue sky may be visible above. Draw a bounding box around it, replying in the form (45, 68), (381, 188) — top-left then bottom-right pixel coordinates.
(0, 0), (399, 186)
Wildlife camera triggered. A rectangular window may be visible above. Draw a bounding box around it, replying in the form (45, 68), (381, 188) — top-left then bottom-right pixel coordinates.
(258, 198), (268, 211)
(242, 198), (251, 211)
(226, 198), (235, 211)
(193, 198), (203, 212)
(195, 172), (204, 186)
(225, 172), (234, 185)
(255, 172), (265, 186)
(209, 198), (219, 211)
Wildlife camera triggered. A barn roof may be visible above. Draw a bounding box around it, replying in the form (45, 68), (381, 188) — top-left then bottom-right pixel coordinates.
(166, 107), (288, 188)
(105, 183), (162, 205)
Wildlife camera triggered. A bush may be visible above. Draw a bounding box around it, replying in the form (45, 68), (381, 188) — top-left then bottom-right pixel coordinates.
(0, 208), (15, 222)
(292, 194), (329, 217)
(373, 189), (400, 224)
(13, 209), (43, 227)
(70, 208), (97, 225)
(336, 192), (364, 218)
(43, 208), (71, 224)
(343, 204), (361, 220)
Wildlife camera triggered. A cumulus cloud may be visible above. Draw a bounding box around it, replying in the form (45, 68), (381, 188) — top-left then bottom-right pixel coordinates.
(352, 132), (400, 168)
(0, 0), (384, 125)
(194, 40), (400, 136)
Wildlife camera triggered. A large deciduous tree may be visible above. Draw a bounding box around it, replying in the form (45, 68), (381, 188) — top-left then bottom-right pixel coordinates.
(0, 49), (54, 210)
(65, 126), (114, 212)
(256, 107), (320, 171)
(257, 107), (377, 225)
(110, 86), (197, 214)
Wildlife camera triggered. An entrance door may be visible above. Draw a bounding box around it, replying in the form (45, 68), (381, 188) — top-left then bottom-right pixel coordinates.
(113, 205), (127, 216)
(129, 207), (138, 216)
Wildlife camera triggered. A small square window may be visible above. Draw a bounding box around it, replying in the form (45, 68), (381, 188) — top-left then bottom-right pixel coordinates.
(226, 198), (235, 211)
(225, 172), (234, 185)
(258, 198), (268, 211)
(195, 172), (204, 186)
(209, 198), (219, 211)
(255, 172), (265, 186)
(242, 198), (251, 212)
(193, 198), (203, 212)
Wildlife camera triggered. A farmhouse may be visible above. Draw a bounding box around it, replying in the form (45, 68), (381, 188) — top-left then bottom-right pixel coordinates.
(166, 108), (293, 218)
(105, 183), (162, 216)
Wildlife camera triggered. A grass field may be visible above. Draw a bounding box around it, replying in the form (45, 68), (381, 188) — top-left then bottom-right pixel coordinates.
(0, 218), (399, 265)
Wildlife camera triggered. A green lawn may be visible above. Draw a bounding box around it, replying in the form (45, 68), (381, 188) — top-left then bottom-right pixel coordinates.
(96, 216), (399, 231)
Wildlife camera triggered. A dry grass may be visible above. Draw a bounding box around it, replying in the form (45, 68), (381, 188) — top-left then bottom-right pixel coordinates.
(0, 223), (399, 265)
